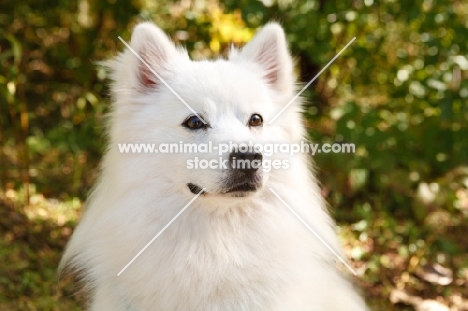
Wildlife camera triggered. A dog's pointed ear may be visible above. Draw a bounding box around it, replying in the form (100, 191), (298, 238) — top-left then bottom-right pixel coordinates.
(231, 23), (293, 93)
(129, 22), (184, 89)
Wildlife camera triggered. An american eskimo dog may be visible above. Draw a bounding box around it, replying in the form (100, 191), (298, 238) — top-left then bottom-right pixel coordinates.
(60, 22), (366, 310)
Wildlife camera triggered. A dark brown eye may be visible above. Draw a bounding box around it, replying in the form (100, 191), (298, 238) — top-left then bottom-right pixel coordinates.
(249, 114), (263, 127)
(183, 115), (205, 130)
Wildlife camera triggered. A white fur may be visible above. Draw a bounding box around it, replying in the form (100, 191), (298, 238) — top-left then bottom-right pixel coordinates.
(60, 22), (367, 310)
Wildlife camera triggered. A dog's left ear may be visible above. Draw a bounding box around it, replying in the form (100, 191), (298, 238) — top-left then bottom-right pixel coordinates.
(231, 23), (293, 94)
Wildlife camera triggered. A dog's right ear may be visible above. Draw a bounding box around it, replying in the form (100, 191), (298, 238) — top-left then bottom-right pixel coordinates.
(129, 22), (185, 89)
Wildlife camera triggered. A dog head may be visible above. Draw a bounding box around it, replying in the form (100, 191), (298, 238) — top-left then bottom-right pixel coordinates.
(107, 22), (305, 201)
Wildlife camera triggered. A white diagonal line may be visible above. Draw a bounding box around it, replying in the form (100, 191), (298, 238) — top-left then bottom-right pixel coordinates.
(268, 37), (356, 124)
(118, 36), (207, 124)
(268, 188), (357, 275)
(117, 188), (205, 276)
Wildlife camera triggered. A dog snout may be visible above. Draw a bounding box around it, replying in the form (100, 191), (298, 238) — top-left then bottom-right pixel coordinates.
(229, 151), (263, 176)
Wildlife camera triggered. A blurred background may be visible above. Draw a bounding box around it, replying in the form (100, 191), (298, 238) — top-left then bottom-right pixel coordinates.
(1, 0), (467, 310)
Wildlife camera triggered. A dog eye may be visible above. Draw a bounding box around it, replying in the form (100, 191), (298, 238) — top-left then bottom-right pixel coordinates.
(249, 114), (263, 127)
(183, 115), (205, 130)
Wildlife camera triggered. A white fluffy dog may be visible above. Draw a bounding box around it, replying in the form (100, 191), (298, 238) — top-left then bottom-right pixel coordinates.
(60, 22), (366, 310)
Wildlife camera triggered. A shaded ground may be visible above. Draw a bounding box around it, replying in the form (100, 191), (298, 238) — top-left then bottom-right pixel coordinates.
(0, 191), (467, 310)
(0, 194), (83, 310)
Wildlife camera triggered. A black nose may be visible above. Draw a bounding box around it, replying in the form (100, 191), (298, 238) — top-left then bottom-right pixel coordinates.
(229, 151), (263, 176)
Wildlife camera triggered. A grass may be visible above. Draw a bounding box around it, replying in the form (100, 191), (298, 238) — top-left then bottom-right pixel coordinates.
(0, 192), (82, 310)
